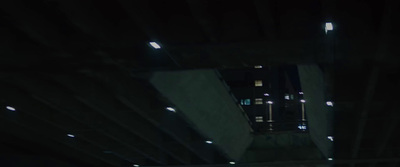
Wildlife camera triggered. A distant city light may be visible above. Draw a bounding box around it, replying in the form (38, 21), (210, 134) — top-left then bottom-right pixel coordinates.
(6, 106), (16, 111)
(133, 164), (139, 167)
(325, 22), (333, 34)
(205, 140), (213, 144)
(267, 101), (273, 104)
(67, 134), (75, 138)
(254, 65), (263, 69)
(300, 99), (306, 103)
(149, 42), (161, 49)
(299, 92), (304, 95)
(166, 107), (176, 112)
(328, 136), (334, 141)
(328, 158), (333, 161)
(298, 125), (307, 130)
(284, 95), (290, 100)
(229, 162), (236, 165)
(326, 101), (334, 107)
(264, 93), (270, 96)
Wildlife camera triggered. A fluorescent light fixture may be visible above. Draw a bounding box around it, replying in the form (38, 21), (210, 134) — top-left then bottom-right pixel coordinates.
(299, 92), (304, 95)
(300, 99), (306, 103)
(267, 101), (273, 104)
(67, 134), (75, 138)
(254, 65), (263, 69)
(325, 22), (333, 33)
(229, 162), (236, 165)
(6, 106), (16, 111)
(328, 158), (333, 161)
(327, 136), (334, 141)
(205, 140), (213, 144)
(264, 93), (270, 96)
(166, 107), (176, 112)
(133, 164), (139, 167)
(149, 42), (161, 49)
(326, 101), (334, 106)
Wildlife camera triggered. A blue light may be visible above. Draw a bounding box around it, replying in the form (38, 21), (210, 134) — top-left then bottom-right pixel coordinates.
(298, 125), (307, 130)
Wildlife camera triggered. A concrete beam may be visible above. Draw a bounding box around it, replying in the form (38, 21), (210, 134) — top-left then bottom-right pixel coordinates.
(83, 71), (217, 164)
(150, 70), (253, 161)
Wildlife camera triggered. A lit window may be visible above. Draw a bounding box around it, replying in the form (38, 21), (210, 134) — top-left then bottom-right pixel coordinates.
(290, 94), (294, 100)
(254, 65), (263, 69)
(255, 98), (263, 105)
(254, 80), (263, 87)
(149, 42), (161, 49)
(255, 116), (263, 122)
(240, 99), (251, 105)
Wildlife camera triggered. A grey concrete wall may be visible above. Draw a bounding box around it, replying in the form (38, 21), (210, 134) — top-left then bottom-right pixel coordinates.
(150, 69), (253, 161)
(298, 65), (333, 158)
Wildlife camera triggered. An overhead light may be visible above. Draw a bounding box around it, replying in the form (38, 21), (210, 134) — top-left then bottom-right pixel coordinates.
(166, 107), (176, 112)
(300, 99), (306, 103)
(327, 136), (334, 141)
(205, 140), (213, 144)
(298, 125), (307, 130)
(133, 164), (139, 167)
(325, 22), (333, 33)
(264, 93), (270, 96)
(149, 42), (161, 49)
(229, 162), (236, 165)
(328, 158), (333, 161)
(67, 134), (75, 138)
(299, 92), (304, 95)
(6, 106), (16, 111)
(254, 65), (263, 69)
(267, 101), (273, 104)
(326, 101), (334, 107)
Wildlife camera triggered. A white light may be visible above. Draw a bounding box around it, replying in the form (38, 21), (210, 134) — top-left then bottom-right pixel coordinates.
(327, 136), (334, 141)
(325, 22), (333, 34)
(166, 107), (176, 112)
(328, 158), (333, 161)
(267, 101), (273, 104)
(264, 93), (270, 96)
(205, 140), (213, 144)
(298, 125), (307, 130)
(254, 65), (263, 69)
(67, 134), (75, 138)
(284, 95), (290, 100)
(299, 92), (304, 95)
(149, 42), (161, 49)
(133, 164), (139, 167)
(326, 101), (333, 107)
(6, 106), (16, 111)
(300, 99), (306, 103)
(229, 162), (236, 165)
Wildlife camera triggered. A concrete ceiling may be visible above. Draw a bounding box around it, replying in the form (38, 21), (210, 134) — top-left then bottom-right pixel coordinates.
(1, 0), (400, 167)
